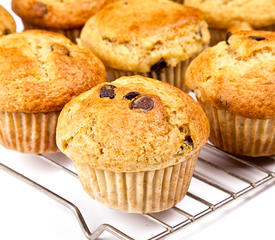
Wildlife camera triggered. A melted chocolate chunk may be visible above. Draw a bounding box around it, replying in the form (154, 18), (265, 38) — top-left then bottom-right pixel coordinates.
(130, 96), (154, 111)
(32, 2), (48, 17)
(100, 85), (116, 99)
(225, 32), (232, 45)
(184, 136), (194, 148)
(150, 58), (167, 73)
(3, 29), (10, 35)
(123, 92), (140, 100)
(249, 36), (266, 41)
(50, 44), (70, 56)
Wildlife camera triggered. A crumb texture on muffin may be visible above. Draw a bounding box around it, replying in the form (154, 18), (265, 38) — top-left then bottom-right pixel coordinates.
(80, 0), (210, 72)
(184, 0), (275, 29)
(0, 30), (106, 113)
(0, 5), (16, 36)
(12, 0), (108, 29)
(56, 76), (209, 172)
(185, 30), (275, 119)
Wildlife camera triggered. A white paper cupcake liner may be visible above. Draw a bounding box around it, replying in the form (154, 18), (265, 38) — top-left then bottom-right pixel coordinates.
(0, 111), (59, 153)
(199, 102), (275, 157)
(107, 59), (193, 92)
(23, 21), (81, 43)
(75, 152), (199, 213)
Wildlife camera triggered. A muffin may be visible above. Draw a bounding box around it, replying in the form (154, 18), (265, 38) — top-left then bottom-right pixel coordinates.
(185, 0), (275, 45)
(0, 5), (16, 36)
(185, 30), (275, 157)
(0, 30), (105, 153)
(56, 76), (209, 213)
(79, 0), (210, 92)
(12, 0), (108, 42)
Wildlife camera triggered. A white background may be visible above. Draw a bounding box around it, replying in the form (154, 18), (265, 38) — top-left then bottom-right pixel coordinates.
(0, 1), (275, 239)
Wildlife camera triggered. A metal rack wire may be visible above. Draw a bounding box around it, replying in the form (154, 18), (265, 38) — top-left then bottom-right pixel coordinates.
(0, 143), (274, 240)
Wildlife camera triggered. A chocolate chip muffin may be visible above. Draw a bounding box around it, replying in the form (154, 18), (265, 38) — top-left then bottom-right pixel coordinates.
(0, 5), (16, 37)
(0, 30), (105, 153)
(12, 0), (109, 42)
(56, 75), (209, 213)
(79, 0), (210, 92)
(185, 0), (275, 45)
(185, 30), (275, 157)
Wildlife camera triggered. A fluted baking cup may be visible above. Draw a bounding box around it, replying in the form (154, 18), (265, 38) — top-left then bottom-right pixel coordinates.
(23, 21), (81, 43)
(107, 59), (193, 92)
(199, 102), (275, 157)
(75, 153), (199, 213)
(0, 111), (59, 153)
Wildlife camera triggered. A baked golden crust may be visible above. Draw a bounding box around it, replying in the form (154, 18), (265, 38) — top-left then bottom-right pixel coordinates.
(80, 0), (210, 72)
(12, 0), (108, 29)
(185, 30), (275, 119)
(0, 30), (106, 113)
(56, 76), (209, 172)
(0, 5), (16, 36)
(185, 0), (275, 29)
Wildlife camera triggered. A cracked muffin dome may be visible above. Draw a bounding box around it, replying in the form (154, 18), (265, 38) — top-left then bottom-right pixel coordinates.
(185, 30), (275, 119)
(0, 5), (16, 36)
(0, 30), (106, 113)
(79, 0), (210, 72)
(184, 0), (275, 29)
(12, 0), (108, 29)
(56, 76), (209, 172)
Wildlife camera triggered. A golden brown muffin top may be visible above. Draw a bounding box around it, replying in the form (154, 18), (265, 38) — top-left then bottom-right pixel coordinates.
(0, 5), (16, 36)
(56, 76), (209, 172)
(185, 30), (275, 119)
(80, 0), (210, 72)
(0, 30), (106, 113)
(12, 0), (109, 29)
(184, 0), (275, 29)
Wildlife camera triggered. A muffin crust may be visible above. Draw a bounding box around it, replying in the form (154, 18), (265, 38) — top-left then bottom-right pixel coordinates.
(185, 30), (275, 119)
(80, 0), (210, 72)
(56, 76), (209, 172)
(12, 0), (108, 29)
(0, 5), (16, 36)
(0, 30), (106, 113)
(185, 0), (275, 29)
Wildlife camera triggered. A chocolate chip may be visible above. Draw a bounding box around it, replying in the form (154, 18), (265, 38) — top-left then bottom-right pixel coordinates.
(130, 96), (154, 111)
(3, 29), (10, 35)
(225, 32), (232, 45)
(100, 85), (116, 99)
(123, 92), (140, 100)
(32, 2), (48, 17)
(184, 136), (194, 148)
(249, 36), (266, 41)
(150, 58), (167, 73)
(198, 30), (203, 38)
(50, 44), (70, 56)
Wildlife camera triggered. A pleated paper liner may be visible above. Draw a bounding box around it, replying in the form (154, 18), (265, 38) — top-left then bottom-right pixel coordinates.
(0, 111), (59, 153)
(23, 20), (81, 43)
(75, 152), (199, 213)
(209, 28), (227, 46)
(199, 101), (275, 157)
(107, 59), (193, 92)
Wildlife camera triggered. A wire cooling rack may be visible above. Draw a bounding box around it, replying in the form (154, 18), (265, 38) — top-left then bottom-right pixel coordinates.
(0, 143), (274, 240)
